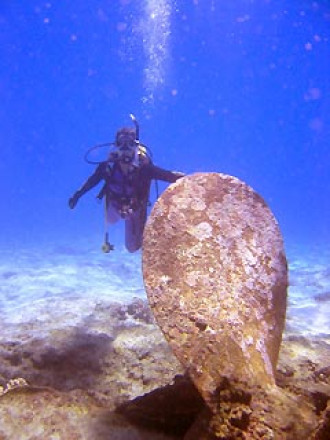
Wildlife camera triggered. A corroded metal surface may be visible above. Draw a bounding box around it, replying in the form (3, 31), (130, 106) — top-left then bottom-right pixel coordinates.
(142, 173), (288, 408)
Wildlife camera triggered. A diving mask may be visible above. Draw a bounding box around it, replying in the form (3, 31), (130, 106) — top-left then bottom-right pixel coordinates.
(115, 135), (137, 164)
(116, 133), (136, 149)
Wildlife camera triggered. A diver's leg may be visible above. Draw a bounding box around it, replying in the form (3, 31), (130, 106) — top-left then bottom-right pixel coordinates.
(125, 202), (148, 253)
(106, 203), (121, 224)
(102, 201), (121, 251)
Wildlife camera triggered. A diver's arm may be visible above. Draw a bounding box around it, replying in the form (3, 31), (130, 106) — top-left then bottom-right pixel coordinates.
(147, 164), (185, 183)
(68, 163), (106, 209)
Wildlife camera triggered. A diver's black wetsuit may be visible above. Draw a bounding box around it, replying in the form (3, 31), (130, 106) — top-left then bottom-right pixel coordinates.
(69, 159), (183, 252)
(73, 160), (182, 206)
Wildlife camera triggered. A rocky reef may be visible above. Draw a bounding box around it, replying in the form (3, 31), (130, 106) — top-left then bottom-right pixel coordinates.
(0, 173), (329, 439)
(0, 299), (329, 439)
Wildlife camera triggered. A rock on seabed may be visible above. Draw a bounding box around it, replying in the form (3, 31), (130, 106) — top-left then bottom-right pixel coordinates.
(143, 172), (288, 408)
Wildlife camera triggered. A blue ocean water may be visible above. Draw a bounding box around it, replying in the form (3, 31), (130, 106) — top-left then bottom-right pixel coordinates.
(0, 1), (329, 338)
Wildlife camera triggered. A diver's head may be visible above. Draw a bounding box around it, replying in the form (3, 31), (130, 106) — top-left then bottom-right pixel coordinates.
(115, 128), (137, 164)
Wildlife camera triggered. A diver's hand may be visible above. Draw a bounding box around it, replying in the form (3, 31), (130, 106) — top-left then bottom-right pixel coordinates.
(173, 171), (185, 180)
(68, 193), (80, 209)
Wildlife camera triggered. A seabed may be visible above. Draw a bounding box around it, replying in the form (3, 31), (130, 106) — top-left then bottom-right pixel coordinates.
(0, 240), (329, 439)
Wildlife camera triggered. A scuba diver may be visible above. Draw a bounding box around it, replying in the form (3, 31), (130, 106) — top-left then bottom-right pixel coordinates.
(68, 114), (184, 253)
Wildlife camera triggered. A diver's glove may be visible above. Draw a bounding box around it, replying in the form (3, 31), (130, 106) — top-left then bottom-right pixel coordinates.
(68, 192), (80, 209)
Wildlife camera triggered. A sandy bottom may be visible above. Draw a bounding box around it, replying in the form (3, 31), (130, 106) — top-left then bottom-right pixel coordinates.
(0, 239), (329, 341)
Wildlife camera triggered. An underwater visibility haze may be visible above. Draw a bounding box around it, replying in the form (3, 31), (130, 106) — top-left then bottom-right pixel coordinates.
(1, 0), (330, 247)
